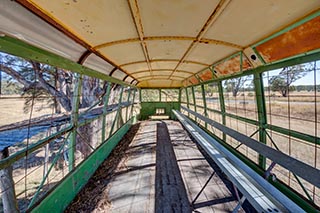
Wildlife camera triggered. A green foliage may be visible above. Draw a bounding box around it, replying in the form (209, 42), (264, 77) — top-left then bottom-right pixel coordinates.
(224, 76), (253, 97)
(1, 80), (23, 95)
(269, 64), (311, 97)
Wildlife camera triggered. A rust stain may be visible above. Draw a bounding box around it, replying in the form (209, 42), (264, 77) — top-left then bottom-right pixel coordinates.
(256, 16), (320, 63)
(215, 55), (251, 76)
(189, 76), (199, 85)
(198, 69), (213, 81)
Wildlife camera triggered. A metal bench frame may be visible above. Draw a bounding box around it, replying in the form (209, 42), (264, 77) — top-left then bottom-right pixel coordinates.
(173, 109), (305, 213)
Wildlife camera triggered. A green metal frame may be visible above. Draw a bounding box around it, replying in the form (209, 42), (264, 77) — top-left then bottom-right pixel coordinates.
(253, 73), (267, 169)
(0, 35), (133, 87)
(109, 87), (124, 137)
(217, 82), (226, 141)
(102, 83), (112, 142)
(201, 84), (208, 128)
(68, 74), (82, 171)
(29, 117), (135, 213)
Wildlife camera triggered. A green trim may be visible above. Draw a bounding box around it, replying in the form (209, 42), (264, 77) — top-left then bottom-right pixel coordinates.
(201, 85), (208, 128)
(266, 124), (319, 145)
(252, 47), (266, 64)
(102, 83), (112, 142)
(185, 113), (319, 212)
(125, 89), (132, 122)
(0, 35), (133, 87)
(186, 50), (320, 88)
(0, 126), (72, 170)
(28, 133), (71, 208)
(217, 82), (226, 141)
(69, 74), (82, 171)
(29, 118), (134, 213)
(191, 87), (197, 122)
(205, 105), (319, 146)
(109, 87), (124, 137)
(253, 73), (267, 169)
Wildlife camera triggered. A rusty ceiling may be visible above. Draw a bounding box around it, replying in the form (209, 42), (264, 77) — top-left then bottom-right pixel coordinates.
(1, 0), (320, 88)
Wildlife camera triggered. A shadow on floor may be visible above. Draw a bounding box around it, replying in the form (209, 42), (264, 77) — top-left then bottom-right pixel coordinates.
(155, 122), (192, 213)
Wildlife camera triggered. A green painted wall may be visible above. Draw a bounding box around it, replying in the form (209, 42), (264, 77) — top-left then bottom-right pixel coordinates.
(140, 102), (180, 120)
(30, 118), (135, 213)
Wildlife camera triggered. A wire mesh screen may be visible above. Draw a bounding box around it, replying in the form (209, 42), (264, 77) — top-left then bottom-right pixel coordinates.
(182, 59), (320, 209)
(0, 52), (136, 212)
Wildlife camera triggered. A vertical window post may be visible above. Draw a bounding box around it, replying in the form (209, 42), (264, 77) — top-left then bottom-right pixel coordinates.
(254, 73), (267, 170)
(218, 81), (226, 141)
(102, 82), (112, 142)
(69, 73), (82, 171)
(201, 84), (208, 128)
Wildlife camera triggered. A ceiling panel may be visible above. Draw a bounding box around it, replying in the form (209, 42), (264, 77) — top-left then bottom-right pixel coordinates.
(204, 0), (320, 46)
(185, 43), (237, 65)
(177, 62), (207, 73)
(121, 62), (149, 73)
(82, 54), (114, 75)
(28, 0), (138, 46)
(139, 0), (220, 37)
(0, 0), (86, 61)
(111, 69), (127, 80)
(132, 72), (152, 79)
(99, 42), (145, 65)
(151, 61), (179, 70)
(146, 40), (192, 60)
(138, 79), (182, 88)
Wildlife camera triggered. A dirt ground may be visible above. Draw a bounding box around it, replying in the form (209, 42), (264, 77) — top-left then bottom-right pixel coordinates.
(65, 123), (140, 212)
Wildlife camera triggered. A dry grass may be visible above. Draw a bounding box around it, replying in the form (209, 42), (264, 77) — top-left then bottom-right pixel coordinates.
(0, 96), (55, 126)
(1, 91), (319, 209)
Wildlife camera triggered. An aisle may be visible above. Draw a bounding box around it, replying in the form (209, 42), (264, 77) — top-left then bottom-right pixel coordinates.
(67, 120), (253, 212)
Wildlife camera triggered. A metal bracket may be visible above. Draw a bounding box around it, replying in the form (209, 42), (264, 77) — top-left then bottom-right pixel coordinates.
(191, 171), (215, 207)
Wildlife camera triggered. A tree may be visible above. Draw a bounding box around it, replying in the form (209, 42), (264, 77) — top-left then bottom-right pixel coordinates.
(269, 64), (310, 97)
(1, 53), (124, 210)
(224, 76), (250, 97)
(0, 54), (121, 156)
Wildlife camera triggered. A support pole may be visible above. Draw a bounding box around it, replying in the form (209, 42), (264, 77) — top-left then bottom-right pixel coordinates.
(130, 89), (136, 119)
(68, 74), (82, 171)
(109, 87), (124, 137)
(253, 73), (267, 170)
(192, 86), (197, 122)
(185, 88), (190, 117)
(218, 81), (226, 141)
(201, 84), (208, 129)
(125, 88), (132, 122)
(101, 83), (112, 142)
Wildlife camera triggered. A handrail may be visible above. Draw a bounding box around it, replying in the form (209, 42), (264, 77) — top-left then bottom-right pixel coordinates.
(181, 106), (320, 188)
(173, 109), (305, 212)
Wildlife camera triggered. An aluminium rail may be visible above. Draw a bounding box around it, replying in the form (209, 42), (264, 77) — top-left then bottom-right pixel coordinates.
(173, 109), (304, 213)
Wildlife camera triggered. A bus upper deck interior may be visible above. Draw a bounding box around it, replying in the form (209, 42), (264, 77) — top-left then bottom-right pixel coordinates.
(0, 1), (320, 212)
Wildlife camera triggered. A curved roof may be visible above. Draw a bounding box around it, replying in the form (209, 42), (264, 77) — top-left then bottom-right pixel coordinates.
(1, 0), (320, 88)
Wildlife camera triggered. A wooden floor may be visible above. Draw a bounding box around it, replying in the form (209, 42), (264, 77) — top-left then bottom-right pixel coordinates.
(103, 120), (254, 213)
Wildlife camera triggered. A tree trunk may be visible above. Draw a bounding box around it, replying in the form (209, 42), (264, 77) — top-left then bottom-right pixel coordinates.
(0, 148), (19, 213)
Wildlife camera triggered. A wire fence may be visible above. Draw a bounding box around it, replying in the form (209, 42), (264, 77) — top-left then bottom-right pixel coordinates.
(0, 53), (139, 212)
(182, 61), (320, 208)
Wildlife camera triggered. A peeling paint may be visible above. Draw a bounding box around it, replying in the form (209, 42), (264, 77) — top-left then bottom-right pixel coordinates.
(189, 76), (199, 85)
(215, 55), (251, 76)
(198, 69), (213, 81)
(256, 16), (320, 63)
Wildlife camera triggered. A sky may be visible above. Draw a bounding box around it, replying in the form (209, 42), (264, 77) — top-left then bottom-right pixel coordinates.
(262, 61), (320, 86)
